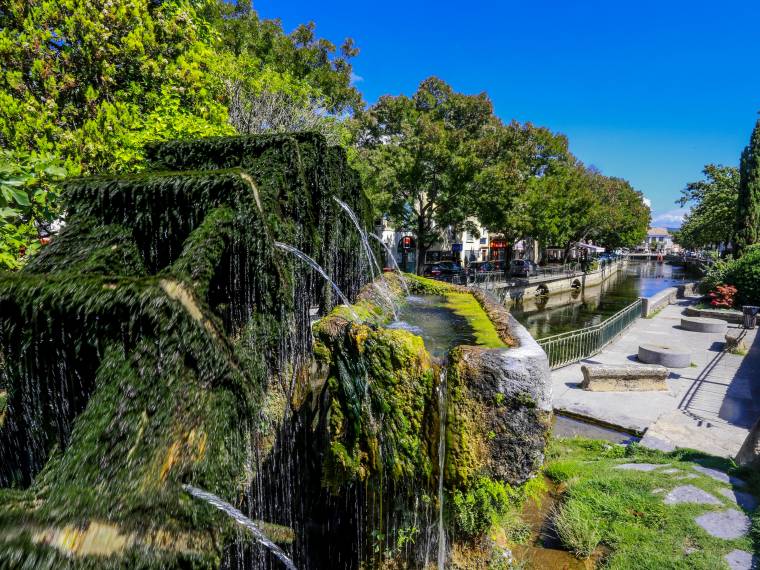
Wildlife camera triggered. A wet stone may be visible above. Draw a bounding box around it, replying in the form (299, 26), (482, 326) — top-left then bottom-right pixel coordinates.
(718, 488), (759, 512)
(724, 549), (758, 570)
(615, 463), (665, 472)
(693, 465), (746, 487)
(663, 485), (722, 506)
(695, 509), (751, 540)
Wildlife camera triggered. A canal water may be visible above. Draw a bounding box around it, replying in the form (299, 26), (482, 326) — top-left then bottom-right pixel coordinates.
(509, 262), (692, 340)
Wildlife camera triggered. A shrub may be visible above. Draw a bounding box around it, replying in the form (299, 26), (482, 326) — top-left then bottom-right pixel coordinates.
(699, 255), (736, 294)
(552, 500), (602, 559)
(708, 284), (738, 308)
(450, 476), (513, 538)
(724, 245), (760, 305)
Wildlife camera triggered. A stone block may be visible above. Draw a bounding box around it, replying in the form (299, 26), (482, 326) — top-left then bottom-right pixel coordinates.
(580, 364), (669, 392)
(725, 330), (748, 353)
(681, 316), (728, 333)
(638, 343), (691, 368)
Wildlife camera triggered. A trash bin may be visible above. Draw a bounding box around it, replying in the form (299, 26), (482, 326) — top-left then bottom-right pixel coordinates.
(743, 305), (759, 330)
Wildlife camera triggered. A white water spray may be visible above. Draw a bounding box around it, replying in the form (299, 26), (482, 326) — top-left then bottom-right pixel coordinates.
(333, 197), (398, 318)
(183, 484), (297, 570)
(274, 242), (359, 320)
(368, 233), (410, 295)
(437, 368), (448, 570)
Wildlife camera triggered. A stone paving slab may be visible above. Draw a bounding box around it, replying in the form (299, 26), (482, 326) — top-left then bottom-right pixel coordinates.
(718, 488), (759, 512)
(614, 463), (664, 472)
(550, 297), (760, 456)
(725, 549), (758, 570)
(692, 465), (747, 487)
(663, 485), (722, 505)
(694, 509), (751, 540)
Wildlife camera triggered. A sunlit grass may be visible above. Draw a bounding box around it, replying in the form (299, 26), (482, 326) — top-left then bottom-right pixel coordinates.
(544, 438), (760, 568)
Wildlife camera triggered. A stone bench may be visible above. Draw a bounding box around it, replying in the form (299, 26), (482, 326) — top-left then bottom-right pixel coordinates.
(681, 316), (728, 334)
(580, 364), (669, 392)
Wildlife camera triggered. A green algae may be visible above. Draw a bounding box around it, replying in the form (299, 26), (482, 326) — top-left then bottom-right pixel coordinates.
(444, 292), (507, 349)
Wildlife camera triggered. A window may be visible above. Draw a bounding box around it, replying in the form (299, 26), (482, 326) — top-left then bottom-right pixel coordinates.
(480, 237), (487, 244)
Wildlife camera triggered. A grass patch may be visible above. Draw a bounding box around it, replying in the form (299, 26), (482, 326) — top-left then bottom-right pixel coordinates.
(542, 437), (759, 568)
(445, 292), (506, 349)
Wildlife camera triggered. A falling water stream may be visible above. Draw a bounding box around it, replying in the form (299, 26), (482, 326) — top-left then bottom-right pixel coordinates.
(183, 485), (298, 570)
(274, 242), (359, 320)
(368, 233), (410, 295)
(333, 198), (398, 319)
(436, 368), (448, 570)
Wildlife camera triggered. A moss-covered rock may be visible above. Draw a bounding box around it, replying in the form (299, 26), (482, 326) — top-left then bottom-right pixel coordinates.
(0, 133), (372, 568)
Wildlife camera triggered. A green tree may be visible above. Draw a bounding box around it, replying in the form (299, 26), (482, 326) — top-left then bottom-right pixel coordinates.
(473, 121), (571, 261)
(527, 164), (602, 261)
(204, 0), (362, 145)
(673, 164), (739, 250)
(0, 0), (233, 174)
(589, 172), (650, 249)
(354, 77), (493, 273)
(734, 118), (760, 256)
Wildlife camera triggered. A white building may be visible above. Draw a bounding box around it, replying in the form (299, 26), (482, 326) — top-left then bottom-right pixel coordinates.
(641, 227), (675, 253)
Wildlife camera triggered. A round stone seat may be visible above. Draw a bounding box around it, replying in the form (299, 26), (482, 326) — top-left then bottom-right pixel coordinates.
(638, 343), (691, 368)
(681, 316), (728, 334)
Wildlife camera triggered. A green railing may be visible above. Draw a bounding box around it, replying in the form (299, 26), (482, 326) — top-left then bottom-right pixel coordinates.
(537, 298), (643, 369)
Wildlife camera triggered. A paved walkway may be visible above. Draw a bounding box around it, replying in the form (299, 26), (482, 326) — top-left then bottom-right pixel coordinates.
(552, 296), (760, 457)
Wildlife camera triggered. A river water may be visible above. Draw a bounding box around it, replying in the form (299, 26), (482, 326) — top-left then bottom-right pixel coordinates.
(509, 262), (693, 340)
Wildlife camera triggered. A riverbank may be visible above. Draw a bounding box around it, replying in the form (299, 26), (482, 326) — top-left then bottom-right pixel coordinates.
(511, 261), (694, 340)
(550, 294), (760, 457)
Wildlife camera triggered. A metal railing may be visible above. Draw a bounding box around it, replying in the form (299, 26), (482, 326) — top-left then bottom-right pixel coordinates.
(537, 298), (643, 369)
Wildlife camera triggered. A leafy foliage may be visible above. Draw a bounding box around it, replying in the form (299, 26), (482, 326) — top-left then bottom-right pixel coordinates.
(354, 77), (493, 273)
(723, 244), (760, 305)
(673, 164), (739, 250)
(708, 284), (737, 309)
(0, 152), (67, 269)
(735, 119), (760, 256)
(450, 476), (514, 538)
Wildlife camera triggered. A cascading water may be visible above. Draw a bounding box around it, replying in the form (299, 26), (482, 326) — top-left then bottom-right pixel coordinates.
(333, 198), (399, 319)
(368, 233), (410, 295)
(183, 485), (298, 570)
(436, 367), (448, 570)
(274, 242), (359, 320)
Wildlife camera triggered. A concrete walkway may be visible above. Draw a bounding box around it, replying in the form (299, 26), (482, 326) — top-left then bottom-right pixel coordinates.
(551, 296), (760, 457)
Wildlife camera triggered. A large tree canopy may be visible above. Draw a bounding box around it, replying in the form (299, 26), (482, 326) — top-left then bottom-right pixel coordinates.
(673, 164), (739, 251)
(735, 118), (760, 256)
(354, 77), (493, 273)
(473, 121), (571, 255)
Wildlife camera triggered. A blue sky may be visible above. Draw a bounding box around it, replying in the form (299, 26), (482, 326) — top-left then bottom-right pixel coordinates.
(254, 0), (760, 227)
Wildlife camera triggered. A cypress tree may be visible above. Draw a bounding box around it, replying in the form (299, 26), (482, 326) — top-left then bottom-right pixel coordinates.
(735, 118), (760, 256)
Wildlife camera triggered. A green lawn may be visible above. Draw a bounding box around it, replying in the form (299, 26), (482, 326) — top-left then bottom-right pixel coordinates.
(541, 438), (759, 569)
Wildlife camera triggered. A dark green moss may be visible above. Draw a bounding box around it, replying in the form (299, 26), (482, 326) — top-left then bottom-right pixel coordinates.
(0, 133), (373, 568)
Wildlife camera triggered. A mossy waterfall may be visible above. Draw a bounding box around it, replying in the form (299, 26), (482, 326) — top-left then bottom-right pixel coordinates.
(0, 134), (552, 569)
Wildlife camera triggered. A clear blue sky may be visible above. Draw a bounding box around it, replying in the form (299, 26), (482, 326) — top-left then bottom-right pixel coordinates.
(254, 0), (760, 227)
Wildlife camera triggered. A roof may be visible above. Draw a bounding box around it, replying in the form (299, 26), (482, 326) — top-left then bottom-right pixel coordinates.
(647, 227), (671, 236)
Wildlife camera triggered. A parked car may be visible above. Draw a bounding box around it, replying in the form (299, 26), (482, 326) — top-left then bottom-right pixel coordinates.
(508, 259), (538, 277)
(466, 261), (496, 274)
(422, 261), (463, 278)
